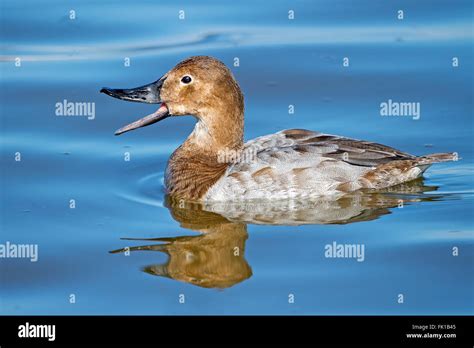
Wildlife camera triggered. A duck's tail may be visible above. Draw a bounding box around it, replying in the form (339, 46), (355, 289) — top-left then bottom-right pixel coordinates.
(417, 152), (459, 165)
(355, 152), (458, 191)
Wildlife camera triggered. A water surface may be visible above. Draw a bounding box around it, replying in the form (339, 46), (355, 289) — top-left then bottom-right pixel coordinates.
(1, 0), (473, 315)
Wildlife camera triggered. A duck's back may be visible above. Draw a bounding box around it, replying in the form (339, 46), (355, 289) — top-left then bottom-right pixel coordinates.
(204, 129), (454, 202)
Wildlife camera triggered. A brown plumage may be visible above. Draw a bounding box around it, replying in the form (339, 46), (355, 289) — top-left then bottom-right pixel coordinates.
(165, 146), (228, 200)
(160, 56), (244, 200)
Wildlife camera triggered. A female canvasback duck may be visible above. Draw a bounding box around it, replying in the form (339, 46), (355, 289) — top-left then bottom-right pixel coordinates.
(101, 56), (457, 202)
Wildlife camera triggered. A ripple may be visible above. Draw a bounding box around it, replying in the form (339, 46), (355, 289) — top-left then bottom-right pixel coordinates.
(1, 23), (471, 62)
(0, 31), (244, 62)
(115, 171), (165, 208)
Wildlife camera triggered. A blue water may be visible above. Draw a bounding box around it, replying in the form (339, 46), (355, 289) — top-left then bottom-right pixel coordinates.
(1, 0), (473, 315)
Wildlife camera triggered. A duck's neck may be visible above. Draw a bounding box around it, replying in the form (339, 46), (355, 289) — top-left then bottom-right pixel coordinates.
(165, 103), (244, 201)
(188, 102), (244, 150)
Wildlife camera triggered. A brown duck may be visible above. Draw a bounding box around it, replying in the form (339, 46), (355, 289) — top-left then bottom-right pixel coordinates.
(101, 56), (457, 202)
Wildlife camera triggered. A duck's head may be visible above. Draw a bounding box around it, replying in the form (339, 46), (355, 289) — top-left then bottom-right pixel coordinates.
(101, 56), (244, 148)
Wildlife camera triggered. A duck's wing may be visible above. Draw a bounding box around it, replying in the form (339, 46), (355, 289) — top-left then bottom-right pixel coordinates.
(205, 129), (453, 201)
(244, 128), (416, 168)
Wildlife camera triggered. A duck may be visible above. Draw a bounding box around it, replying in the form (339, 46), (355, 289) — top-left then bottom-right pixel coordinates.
(101, 56), (457, 202)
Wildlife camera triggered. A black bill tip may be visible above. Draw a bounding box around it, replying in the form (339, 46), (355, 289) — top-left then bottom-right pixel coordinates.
(100, 87), (128, 100)
(100, 87), (111, 95)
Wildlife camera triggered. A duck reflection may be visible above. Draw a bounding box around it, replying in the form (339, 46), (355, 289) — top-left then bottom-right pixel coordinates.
(110, 178), (442, 289)
(111, 208), (251, 289)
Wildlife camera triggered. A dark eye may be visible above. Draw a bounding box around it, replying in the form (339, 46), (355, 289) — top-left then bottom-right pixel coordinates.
(181, 76), (192, 84)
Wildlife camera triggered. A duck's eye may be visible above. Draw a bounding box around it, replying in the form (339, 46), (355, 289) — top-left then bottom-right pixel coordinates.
(181, 76), (192, 84)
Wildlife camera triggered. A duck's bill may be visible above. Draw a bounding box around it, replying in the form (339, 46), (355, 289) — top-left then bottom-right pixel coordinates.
(114, 103), (169, 135)
(100, 77), (165, 104)
(100, 77), (169, 135)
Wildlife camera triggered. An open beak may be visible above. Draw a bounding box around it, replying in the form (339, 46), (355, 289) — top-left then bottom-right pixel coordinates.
(100, 77), (169, 135)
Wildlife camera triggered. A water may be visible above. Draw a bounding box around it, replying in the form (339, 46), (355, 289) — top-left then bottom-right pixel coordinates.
(1, 0), (473, 315)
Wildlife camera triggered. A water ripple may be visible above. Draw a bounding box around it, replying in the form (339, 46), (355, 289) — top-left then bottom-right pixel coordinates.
(1, 24), (471, 62)
(115, 171), (165, 208)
